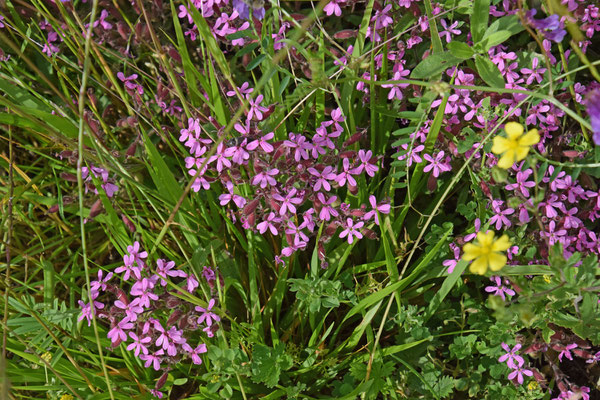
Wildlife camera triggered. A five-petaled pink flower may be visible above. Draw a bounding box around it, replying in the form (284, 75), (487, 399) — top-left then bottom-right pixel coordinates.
(339, 218), (364, 244)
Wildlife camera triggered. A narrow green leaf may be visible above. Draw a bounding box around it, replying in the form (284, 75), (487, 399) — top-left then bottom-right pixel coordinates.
(411, 52), (463, 79)
(447, 42), (474, 59)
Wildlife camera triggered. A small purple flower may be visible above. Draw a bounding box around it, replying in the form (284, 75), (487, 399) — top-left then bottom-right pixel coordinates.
(182, 343), (207, 365)
(317, 193), (339, 221)
(558, 343), (577, 362)
(246, 94), (269, 120)
(114, 298), (144, 321)
(485, 276), (516, 300)
(439, 19), (461, 43)
(324, 0), (345, 16)
(107, 318), (134, 344)
(507, 365), (533, 385)
(423, 151), (452, 177)
(131, 278), (159, 308)
(257, 212), (281, 235)
(273, 188), (303, 216)
(505, 169), (535, 198)
(308, 166), (337, 191)
(339, 218), (364, 244)
(247, 131), (274, 153)
(443, 243), (460, 274)
(528, 10), (567, 43)
(90, 270), (113, 294)
(251, 168), (279, 188)
(352, 150), (379, 177)
(195, 299), (221, 326)
(232, 0), (265, 20)
(336, 158), (358, 187)
(498, 343), (525, 369)
(155, 259), (183, 286)
(585, 89), (600, 145)
(141, 349), (164, 371)
(363, 195), (391, 225)
(126, 332), (152, 357)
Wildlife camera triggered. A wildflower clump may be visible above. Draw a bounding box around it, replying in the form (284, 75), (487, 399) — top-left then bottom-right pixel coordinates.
(491, 122), (540, 169)
(462, 231), (511, 275)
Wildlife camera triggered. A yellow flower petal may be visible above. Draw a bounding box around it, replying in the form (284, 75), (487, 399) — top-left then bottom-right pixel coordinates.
(462, 243), (481, 260)
(504, 122), (524, 139)
(469, 257), (488, 275)
(515, 146), (530, 162)
(476, 231), (494, 247)
(519, 129), (540, 146)
(492, 234), (511, 252)
(497, 152), (515, 169)
(492, 136), (510, 154)
(488, 253), (507, 271)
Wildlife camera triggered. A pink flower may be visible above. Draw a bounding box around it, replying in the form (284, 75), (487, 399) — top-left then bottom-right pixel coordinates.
(558, 343), (577, 362)
(308, 166), (337, 191)
(251, 168), (279, 188)
(126, 332), (152, 357)
(423, 151), (452, 177)
(246, 94), (269, 121)
(247, 132), (274, 153)
(507, 365), (533, 385)
(182, 343), (207, 365)
(195, 299), (221, 326)
(273, 188), (303, 215)
(257, 212), (281, 235)
(363, 195), (390, 225)
(219, 181), (247, 208)
(498, 343), (525, 369)
(324, 0), (344, 16)
(352, 150), (379, 177)
(317, 193), (339, 221)
(485, 276), (515, 300)
(131, 278), (159, 308)
(339, 218), (364, 244)
(107, 318), (134, 344)
(439, 19), (461, 43)
(141, 349), (164, 371)
(336, 158), (358, 187)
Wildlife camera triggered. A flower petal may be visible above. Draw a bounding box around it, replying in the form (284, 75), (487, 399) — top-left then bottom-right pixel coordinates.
(519, 129), (540, 146)
(469, 257), (488, 275)
(497, 151), (516, 169)
(491, 136), (510, 154)
(492, 234), (511, 252)
(488, 252), (507, 271)
(462, 243), (481, 260)
(504, 122), (524, 139)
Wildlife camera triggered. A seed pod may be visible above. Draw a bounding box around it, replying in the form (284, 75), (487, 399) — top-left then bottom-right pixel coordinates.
(156, 372), (169, 390)
(89, 199), (103, 219)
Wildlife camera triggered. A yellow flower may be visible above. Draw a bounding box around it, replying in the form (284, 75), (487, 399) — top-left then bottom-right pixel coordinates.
(491, 122), (540, 169)
(462, 231), (511, 275)
(60, 395), (74, 400)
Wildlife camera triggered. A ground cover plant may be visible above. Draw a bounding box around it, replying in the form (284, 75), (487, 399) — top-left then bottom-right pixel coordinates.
(1, 0), (600, 398)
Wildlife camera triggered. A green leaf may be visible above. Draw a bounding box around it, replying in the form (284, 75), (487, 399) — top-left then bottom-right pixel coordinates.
(485, 14), (525, 38)
(411, 52), (463, 79)
(475, 55), (505, 88)
(471, 0), (490, 43)
(481, 30), (513, 51)
(251, 343), (293, 388)
(246, 54), (266, 71)
(447, 42), (474, 59)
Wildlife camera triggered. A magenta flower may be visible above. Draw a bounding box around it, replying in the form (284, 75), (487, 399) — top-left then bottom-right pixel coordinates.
(339, 218), (364, 244)
(485, 276), (516, 300)
(107, 318), (134, 344)
(219, 181), (247, 208)
(507, 365), (533, 384)
(125, 241), (148, 268)
(505, 169), (535, 197)
(463, 218), (481, 242)
(283, 133), (312, 162)
(352, 150), (379, 177)
(336, 158), (358, 187)
(308, 166), (337, 191)
(257, 212), (281, 235)
(184, 273), (199, 293)
(324, 0), (344, 16)
(131, 278), (159, 308)
(442, 243), (460, 274)
(489, 200), (515, 230)
(246, 94), (269, 121)
(251, 168), (279, 188)
(423, 151), (451, 177)
(317, 193), (339, 221)
(93, 10), (113, 30)
(77, 300), (104, 326)
(439, 19), (461, 43)
(558, 343), (577, 362)
(155, 259), (182, 287)
(498, 343), (525, 369)
(520, 58), (546, 85)
(285, 221), (309, 243)
(195, 299), (221, 326)
(246, 131), (274, 153)
(226, 82), (253, 97)
(397, 143), (425, 167)
(126, 332), (151, 357)
(90, 270), (113, 294)
(363, 195), (391, 225)
(541, 221), (567, 245)
(273, 188), (303, 215)
(117, 72), (144, 95)
(115, 297), (144, 321)
(182, 343), (207, 365)
(140, 349), (164, 371)
(539, 194), (566, 218)
(281, 236), (308, 257)
(585, 89), (600, 145)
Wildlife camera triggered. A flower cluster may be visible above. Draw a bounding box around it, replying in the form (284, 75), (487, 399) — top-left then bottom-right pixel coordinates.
(78, 241), (220, 398)
(179, 98), (390, 264)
